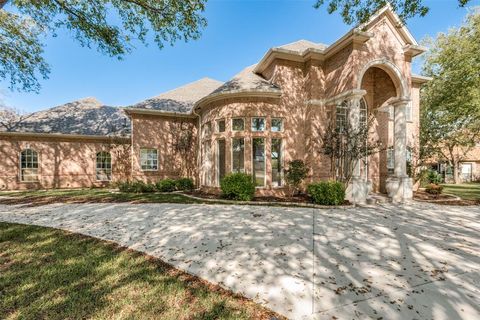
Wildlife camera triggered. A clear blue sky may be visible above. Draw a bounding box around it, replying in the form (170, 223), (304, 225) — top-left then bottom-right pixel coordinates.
(1, 0), (479, 113)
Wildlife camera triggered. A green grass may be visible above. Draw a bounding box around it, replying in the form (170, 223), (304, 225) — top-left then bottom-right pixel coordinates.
(0, 222), (281, 320)
(0, 189), (204, 206)
(442, 183), (480, 201)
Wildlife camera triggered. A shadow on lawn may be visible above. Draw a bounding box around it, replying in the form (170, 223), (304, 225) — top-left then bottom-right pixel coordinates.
(0, 222), (282, 320)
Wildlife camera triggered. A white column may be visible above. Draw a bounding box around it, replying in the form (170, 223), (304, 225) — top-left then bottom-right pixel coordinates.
(386, 98), (413, 202)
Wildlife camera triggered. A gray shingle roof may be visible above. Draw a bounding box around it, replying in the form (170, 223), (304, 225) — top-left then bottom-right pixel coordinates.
(276, 39), (327, 53)
(129, 78), (223, 113)
(207, 64), (281, 96)
(1, 97), (130, 136)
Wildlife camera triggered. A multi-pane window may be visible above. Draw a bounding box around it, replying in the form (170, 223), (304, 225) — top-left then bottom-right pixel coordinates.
(251, 117), (266, 132)
(387, 147), (394, 174)
(96, 151), (112, 181)
(217, 119), (226, 132)
(232, 118), (244, 131)
(217, 139), (226, 184)
(271, 118), (283, 132)
(360, 98), (367, 127)
(252, 138), (265, 186)
(232, 138), (245, 173)
(140, 148), (158, 171)
(271, 138), (283, 187)
(336, 101), (348, 132)
(20, 149), (39, 182)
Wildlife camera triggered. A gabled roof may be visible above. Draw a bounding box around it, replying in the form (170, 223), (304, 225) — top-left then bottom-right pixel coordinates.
(0, 97), (130, 137)
(194, 65), (281, 110)
(277, 40), (327, 54)
(127, 78), (223, 114)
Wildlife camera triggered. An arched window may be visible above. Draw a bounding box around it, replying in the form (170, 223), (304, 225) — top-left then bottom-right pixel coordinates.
(360, 97), (368, 127)
(20, 149), (39, 182)
(336, 100), (348, 132)
(96, 151), (112, 181)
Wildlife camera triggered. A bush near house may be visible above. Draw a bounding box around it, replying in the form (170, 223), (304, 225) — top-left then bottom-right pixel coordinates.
(284, 160), (309, 196)
(307, 181), (345, 205)
(220, 173), (256, 201)
(116, 181), (155, 193)
(175, 178), (195, 191)
(155, 179), (177, 192)
(425, 183), (443, 195)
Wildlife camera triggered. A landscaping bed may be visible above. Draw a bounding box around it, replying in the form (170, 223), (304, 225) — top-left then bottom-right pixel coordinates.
(414, 189), (479, 206)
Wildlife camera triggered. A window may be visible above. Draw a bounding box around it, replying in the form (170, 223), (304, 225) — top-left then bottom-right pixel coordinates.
(252, 138), (265, 186)
(271, 138), (283, 187)
(251, 117), (266, 132)
(232, 138), (245, 173)
(360, 98), (367, 127)
(217, 119), (225, 132)
(336, 101), (348, 132)
(387, 147), (394, 174)
(20, 149), (39, 182)
(271, 118), (283, 132)
(96, 151), (112, 181)
(140, 148), (158, 171)
(232, 118), (244, 131)
(217, 140), (226, 184)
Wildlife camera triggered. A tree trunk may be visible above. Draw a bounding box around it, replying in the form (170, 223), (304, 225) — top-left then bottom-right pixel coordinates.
(0, 0), (8, 9)
(452, 160), (460, 184)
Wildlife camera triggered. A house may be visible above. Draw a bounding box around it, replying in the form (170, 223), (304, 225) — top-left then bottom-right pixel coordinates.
(430, 145), (480, 183)
(0, 6), (429, 202)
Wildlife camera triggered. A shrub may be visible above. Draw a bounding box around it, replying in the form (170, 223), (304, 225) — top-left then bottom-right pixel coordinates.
(220, 173), (256, 201)
(156, 179), (177, 192)
(425, 183), (443, 195)
(284, 160), (309, 195)
(307, 181), (345, 205)
(175, 178), (194, 191)
(426, 170), (443, 184)
(116, 180), (155, 193)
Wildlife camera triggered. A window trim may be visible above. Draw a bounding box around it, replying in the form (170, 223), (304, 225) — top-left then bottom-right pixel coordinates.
(231, 137), (245, 174)
(139, 148), (158, 171)
(19, 148), (39, 183)
(231, 118), (245, 132)
(251, 117), (266, 132)
(216, 138), (226, 186)
(271, 117), (284, 132)
(95, 151), (112, 182)
(252, 137), (266, 188)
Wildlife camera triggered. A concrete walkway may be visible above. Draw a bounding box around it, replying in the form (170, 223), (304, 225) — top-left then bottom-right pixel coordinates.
(0, 202), (479, 319)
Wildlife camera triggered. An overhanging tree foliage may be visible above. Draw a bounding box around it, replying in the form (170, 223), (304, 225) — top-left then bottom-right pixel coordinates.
(314, 0), (472, 25)
(0, 0), (207, 92)
(421, 10), (480, 184)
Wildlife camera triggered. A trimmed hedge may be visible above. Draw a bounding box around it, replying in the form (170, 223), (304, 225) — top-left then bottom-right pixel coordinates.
(175, 178), (195, 191)
(307, 181), (345, 205)
(116, 181), (156, 193)
(155, 179), (177, 192)
(220, 173), (256, 201)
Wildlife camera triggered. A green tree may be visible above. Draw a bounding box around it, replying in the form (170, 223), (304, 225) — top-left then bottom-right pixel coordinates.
(421, 10), (480, 184)
(314, 0), (472, 25)
(0, 0), (206, 92)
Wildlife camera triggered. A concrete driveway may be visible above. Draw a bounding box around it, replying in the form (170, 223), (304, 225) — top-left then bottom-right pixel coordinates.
(0, 202), (479, 319)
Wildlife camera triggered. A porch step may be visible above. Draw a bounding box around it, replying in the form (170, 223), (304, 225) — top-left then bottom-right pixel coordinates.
(366, 193), (391, 205)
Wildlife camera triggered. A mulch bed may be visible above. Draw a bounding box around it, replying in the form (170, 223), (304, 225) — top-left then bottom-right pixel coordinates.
(414, 191), (480, 206)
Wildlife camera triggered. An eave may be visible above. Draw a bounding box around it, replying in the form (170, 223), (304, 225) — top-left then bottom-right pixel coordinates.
(123, 107), (196, 119)
(0, 131), (130, 142)
(411, 74), (432, 85)
(194, 90), (282, 112)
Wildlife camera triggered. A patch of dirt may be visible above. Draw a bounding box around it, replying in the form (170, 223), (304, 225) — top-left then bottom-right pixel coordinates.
(414, 191), (479, 206)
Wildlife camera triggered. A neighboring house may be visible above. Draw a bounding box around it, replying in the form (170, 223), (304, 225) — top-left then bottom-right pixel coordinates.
(0, 6), (429, 202)
(431, 145), (480, 183)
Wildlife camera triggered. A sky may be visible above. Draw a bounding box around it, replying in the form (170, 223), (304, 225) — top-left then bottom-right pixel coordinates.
(1, 0), (479, 113)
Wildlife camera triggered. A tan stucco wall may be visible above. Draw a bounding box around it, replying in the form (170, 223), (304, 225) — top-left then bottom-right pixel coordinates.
(130, 113), (198, 184)
(0, 135), (130, 190)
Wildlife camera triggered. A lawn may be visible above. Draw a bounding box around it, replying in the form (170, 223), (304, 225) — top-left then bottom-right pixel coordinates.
(0, 222), (281, 320)
(0, 188), (204, 206)
(442, 183), (480, 201)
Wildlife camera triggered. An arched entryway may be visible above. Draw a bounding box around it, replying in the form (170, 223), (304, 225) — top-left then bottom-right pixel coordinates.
(355, 60), (412, 202)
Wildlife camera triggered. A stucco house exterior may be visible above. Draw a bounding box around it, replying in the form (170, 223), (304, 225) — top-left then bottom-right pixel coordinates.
(0, 6), (429, 202)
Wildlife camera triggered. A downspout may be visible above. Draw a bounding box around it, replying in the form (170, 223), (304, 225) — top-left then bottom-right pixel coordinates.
(192, 106), (202, 189)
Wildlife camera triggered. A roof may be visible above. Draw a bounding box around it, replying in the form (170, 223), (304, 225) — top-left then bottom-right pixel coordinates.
(276, 40), (327, 53)
(0, 97), (130, 137)
(129, 78), (223, 114)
